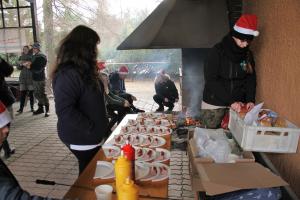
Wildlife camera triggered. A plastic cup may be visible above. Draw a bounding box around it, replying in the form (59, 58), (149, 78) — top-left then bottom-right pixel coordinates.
(95, 184), (113, 200)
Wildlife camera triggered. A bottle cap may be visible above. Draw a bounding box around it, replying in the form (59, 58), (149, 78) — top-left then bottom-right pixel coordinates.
(122, 143), (135, 161)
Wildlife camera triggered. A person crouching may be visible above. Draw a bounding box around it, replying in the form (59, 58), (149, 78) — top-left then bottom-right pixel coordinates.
(153, 70), (179, 112)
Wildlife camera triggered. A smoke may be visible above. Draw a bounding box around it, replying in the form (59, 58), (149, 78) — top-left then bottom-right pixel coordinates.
(182, 49), (208, 117)
(184, 66), (205, 117)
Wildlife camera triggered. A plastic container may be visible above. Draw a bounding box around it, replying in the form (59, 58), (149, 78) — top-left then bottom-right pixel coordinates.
(229, 109), (300, 153)
(115, 151), (131, 193)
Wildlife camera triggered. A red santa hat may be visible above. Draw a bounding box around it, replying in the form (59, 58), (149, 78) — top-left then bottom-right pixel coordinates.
(0, 101), (11, 128)
(97, 61), (106, 71)
(232, 14), (259, 41)
(119, 66), (129, 75)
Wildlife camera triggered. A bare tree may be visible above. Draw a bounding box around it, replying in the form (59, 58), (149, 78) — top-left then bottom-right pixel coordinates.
(43, 0), (55, 76)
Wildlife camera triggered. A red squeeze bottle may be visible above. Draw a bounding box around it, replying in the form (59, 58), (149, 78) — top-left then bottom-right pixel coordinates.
(122, 142), (135, 181)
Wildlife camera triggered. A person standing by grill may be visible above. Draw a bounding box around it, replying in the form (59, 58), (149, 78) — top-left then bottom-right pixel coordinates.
(16, 45), (35, 113)
(201, 14), (258, 128)
(52, 25), (109, 175)
(28, 42), (50, 117)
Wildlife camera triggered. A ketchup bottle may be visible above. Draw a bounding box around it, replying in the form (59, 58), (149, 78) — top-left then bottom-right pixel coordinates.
(122, 141), (135, 181)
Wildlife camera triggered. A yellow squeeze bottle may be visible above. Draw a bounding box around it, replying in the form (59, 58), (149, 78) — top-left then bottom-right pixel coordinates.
(115, 151), (131, 193)
(118, 178), (139, 200)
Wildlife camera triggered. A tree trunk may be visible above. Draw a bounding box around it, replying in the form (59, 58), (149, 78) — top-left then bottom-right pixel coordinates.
(42, 0), (54, 75)
(42, 0), (54, 94)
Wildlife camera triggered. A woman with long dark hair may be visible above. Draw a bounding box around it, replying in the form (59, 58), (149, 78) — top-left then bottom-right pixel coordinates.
(52, 25), (109, 175)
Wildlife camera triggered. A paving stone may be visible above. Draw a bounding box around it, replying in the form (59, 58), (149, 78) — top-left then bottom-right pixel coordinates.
(170, 165), (182, 170)
(169, 179), (182, 184)
(170, 174), (182, 180)
(183, 174), (191, 180)
(182, 190), (194, 198)
(182, 169), (190, 175)
(168, 189), (182, 197)
(182, 179), (191, 185)
(170, 161), (182, 166)
(182, 185), (192, 191)
(183, 197), (194, 200)
(168, 197), (182, 200)
(168, 185), (183, 191)
(182, 166), (189, 170)
(171, 169), (182, 175)
(171, 158), (183, 162)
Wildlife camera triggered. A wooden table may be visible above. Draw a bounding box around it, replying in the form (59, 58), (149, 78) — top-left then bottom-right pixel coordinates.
(64, 114), (171, 200)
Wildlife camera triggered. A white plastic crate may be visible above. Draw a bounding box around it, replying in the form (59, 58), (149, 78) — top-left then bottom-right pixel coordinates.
(229, 109), (300, 153)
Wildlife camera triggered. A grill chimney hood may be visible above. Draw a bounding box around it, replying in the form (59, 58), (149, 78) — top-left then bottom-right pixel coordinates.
(117, 0), (229, 50)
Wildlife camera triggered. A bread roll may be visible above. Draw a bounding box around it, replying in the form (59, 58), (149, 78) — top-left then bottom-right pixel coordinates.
(274, 117), (287, 128)
(259, 117), (272, 127)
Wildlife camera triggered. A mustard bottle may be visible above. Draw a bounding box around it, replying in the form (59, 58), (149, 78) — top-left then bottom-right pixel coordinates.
(118, 178), (139, 200)
(115, 151), (131, 193)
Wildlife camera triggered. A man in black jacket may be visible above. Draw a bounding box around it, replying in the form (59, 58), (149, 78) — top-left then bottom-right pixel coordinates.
(0, 101), (55, 200)
(28, 43), (50, 117)
(109, 66), (144, 113)
(0, 57), (15, 158)
(153, 71), (179, 112)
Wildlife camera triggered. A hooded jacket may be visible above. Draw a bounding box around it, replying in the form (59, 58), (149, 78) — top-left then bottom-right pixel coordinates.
(203, 35), (256, 106)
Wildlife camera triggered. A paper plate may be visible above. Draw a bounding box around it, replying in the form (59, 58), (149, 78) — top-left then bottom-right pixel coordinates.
(102, 145), (121, 159)
(140, 162), (158, 181)
(135, 161), (151, 180)
(137, 125), (148, 133)
(127, 134), (145, 146)
(154, 148), (170, 163)
(155, 126), (172, 136)
(94, 161), (114, 179)
(152, 163), (170, 182)
(140, 135), (152, 147)
(114, 135), (125, 146)
(121, 125), (137, 134)
(135, 147), (156, 162)
(149, 136), (166, 148)
(128, 119), (138, 126)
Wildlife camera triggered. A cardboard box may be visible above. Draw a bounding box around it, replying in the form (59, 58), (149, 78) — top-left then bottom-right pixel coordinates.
(187, 129), (288, 196)
(196, 162), (288, 195)
(189, 138), (255, 163)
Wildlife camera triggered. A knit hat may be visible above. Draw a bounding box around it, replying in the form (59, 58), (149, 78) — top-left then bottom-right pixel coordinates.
(97, 61), (106, 71)
(119, 66), (129, 75)
(0, 101), (11, 128)
(231, 14), (259, 41)
(32, 42), (41, 49)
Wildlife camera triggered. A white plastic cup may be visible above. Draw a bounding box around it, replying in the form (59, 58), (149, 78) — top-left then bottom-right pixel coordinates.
(95, 184), (113, 200)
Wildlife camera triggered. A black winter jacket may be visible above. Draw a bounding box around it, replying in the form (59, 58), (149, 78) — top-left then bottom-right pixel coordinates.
(53, 66), (109, 146)
(0, 58), (15, 107)
(203, 35), (256, 106)
(155, 79), (179, 103)
(30, 52), (47, 81)
(109, 72), (126, 94)
(0, 159), (55, 200)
